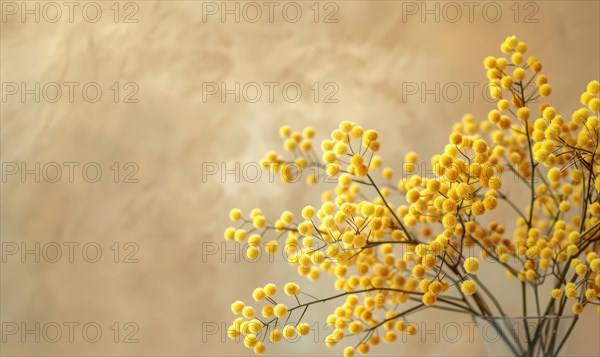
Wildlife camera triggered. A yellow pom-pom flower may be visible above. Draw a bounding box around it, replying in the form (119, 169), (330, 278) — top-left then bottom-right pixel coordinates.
(461, 280), (477, 295)
(302, 206), (315, 219)
(344, 346), (355, 357)
(264, 283), (277, 297)
(422, 292), (437, 306)
(246, 246), (259, 260)
(483, 56), (497, 69)
(471, 201), (485, 216)
(244, 334), (258, 348)
(463, 257), (480, 274)
(547, 168), (562, 182)
(270, 329), (283, 343)
(242, 306), (255, 319)
(274, 304), (288, 318)
(539, 84), (552, 97)
(412, 264), (426, 278)
(229, 208), (243, 222)
(283, 325), (296, 339)
(297, 323), (310, 336)
(551, 289), (562, 299)
(252, 288), (266, 301)
(516, 107), (529, 122)
(587, 80), (599, 95)
(284, 282), (300, 296)
(231, 300), (245, 314)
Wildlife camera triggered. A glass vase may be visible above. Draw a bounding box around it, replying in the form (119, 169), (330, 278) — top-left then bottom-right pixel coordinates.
(473, 315), (577, 357)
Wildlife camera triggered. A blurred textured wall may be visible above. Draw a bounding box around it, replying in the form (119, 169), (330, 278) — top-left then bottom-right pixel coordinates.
(1, 0), (599, 356)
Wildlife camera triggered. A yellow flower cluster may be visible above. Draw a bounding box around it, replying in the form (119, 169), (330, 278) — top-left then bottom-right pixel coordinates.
(223, 36), (600, 355)
(257, 126), (320, 183)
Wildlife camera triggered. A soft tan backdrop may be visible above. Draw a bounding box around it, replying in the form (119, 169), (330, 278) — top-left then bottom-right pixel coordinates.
(1, 0), (599, 355)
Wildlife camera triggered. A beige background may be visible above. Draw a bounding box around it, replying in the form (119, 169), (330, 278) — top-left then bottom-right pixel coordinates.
(1, 0), (599, 355)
